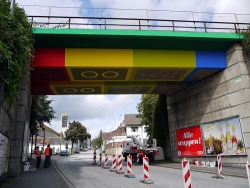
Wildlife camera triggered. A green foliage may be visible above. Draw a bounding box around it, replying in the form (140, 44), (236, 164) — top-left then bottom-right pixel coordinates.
(136, 94), (158, 137)
(152, 94), (169, 149)
(30, 96), (55, 135)
(91, 130), (102, 148)
(242, 27), (250, 56)
(0, 1), (34, 103)
(65, 121), (91, 144)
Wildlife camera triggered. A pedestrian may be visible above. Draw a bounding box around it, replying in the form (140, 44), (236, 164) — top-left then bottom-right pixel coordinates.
(43, 144), (51, 168)
(35, 146), (41, 168)
(48, 144), (52, 166)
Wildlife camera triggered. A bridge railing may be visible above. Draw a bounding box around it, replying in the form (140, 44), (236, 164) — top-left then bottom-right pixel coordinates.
(28, 15), (249, 33)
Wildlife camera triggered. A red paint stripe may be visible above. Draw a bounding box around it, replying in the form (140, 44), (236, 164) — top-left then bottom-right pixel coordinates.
(128, 162), (132, 168)
(33, 48), (65, 67)
(184, 170), (190, 183)
(183, 160), (188, 168)
(144, 163), (149, 172)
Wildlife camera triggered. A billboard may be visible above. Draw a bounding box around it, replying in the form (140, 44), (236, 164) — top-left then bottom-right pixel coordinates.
(176, 126), (204, 157)
(202, 116), (246, 156)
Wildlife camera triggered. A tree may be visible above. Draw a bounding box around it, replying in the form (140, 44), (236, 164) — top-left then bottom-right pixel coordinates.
(65, 121), (91, 154)
(29, 95), (55, 135)
(0, 1), (34, 103)
(152, 94), (170, 158)
(136, 94), (158, 137)
(92, 130), (102, 148)
(29, 95), (55, 158)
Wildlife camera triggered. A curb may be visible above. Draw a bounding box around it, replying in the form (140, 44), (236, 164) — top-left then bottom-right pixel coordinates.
(52, 158), (76, 188)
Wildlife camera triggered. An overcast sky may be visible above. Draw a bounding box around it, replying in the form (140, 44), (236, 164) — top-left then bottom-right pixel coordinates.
(16, 0), (250, 138)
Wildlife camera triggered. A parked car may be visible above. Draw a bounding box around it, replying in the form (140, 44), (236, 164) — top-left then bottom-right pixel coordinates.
(60, 150), (69, 156)
(83, 148), (88, 151)
(73, 147), (80, 153)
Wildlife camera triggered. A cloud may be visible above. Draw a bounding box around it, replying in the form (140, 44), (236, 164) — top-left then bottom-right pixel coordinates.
(47, 95), (141, 138)
(17, 0), (250, 138)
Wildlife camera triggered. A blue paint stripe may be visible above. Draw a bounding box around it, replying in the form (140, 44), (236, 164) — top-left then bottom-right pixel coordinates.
(196, 51), (226, 69)
(185, 51), (226, 81)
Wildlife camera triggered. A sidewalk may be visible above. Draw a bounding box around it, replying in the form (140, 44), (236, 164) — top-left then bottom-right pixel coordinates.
(152, 160), (248, 178)
(0, 156), (71, 188)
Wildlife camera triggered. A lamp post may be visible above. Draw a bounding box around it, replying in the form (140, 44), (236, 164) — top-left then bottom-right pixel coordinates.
(10, 0), (15, 15)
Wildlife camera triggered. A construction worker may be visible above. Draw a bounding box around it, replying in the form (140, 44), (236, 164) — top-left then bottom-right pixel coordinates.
(35, 146), (41, 168)
(43, 144), (51, 168)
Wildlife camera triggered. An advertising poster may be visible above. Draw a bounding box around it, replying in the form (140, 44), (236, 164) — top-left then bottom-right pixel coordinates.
(176, 126), (204, 157)
(202, 116), (246, 156)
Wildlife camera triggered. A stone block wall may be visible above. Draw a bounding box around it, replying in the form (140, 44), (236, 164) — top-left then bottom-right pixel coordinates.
(0, 74), (32, 177)
(167, 44), (250, 167)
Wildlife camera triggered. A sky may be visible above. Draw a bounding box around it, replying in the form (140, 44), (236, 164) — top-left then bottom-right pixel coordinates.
(15, 0), (250, 138)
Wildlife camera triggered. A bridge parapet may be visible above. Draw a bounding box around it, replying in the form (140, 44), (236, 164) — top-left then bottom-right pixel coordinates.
(22, 6), (250, 33)
(27, 15), (250, 33)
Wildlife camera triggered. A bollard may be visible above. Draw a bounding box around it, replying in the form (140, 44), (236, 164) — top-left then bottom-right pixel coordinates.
(136, 153), (140, 164)
(116, 155), (124, 174)
(98, 153), (102, 166)
(124, 155), (135, 178)
(92, 149), (97, 165)
(140, 156), (154, 184)
(109, 154), (117, 172)
(212, 154), (226, 179)
(246, 161), (250, 188)
(182, 159), (192, 188)
(103, 154), (110, 169)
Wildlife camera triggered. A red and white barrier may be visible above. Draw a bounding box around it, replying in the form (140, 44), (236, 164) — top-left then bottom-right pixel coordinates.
(143, 157), (149, 179)
(103, 154), (109, 169)
(116, 155), (124, 174)
(109, 154), (117, 172)
(98, 153), (102, 166)
(92, 149), (97, 165)
(182, 159), (192, 188)
(125, 155), (135, 178)
(217, 154), (222, 176)
(140, 156), (154, 184)
(246, 161), (250, 187)
(212, 154), (225, 179)
(136, 153), (140, 164)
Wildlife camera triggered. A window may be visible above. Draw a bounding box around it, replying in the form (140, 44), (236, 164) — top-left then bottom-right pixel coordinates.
(131, 127), (139, 132)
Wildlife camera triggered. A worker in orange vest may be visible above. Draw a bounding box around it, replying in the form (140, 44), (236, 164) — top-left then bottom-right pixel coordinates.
(43, 144), (51, 168)
(35, 146), (41, 168)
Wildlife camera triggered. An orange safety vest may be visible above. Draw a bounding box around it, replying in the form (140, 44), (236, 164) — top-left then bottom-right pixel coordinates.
(36, 150), (41, 158)
(45, 147), (50, 156)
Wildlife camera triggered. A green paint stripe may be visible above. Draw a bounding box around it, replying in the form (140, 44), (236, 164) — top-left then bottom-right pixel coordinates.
(32, 28), (243, 40)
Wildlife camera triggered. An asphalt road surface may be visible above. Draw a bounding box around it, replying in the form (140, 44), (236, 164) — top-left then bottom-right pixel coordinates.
(54, 150), (249, 188)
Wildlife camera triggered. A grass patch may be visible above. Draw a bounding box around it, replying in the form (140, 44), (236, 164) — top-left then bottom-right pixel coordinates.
(0, 177), (13, 185)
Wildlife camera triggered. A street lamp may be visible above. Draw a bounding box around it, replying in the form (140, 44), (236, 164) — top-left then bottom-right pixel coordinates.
(10, 0), (15, 15)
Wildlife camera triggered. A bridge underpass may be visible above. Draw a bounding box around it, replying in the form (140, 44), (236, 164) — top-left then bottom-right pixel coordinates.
(28, 14), (250, 167)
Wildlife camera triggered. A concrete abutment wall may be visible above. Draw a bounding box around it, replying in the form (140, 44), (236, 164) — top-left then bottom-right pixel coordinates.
(167, 44), (250, 167)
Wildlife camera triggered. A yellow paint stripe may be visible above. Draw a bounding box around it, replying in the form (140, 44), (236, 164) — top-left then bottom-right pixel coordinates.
(65, 48), (133, 67)
(133, 50), (196, 68)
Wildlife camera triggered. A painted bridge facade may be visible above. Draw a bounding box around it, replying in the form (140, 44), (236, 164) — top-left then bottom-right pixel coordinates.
(30, 15), (247, 95)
